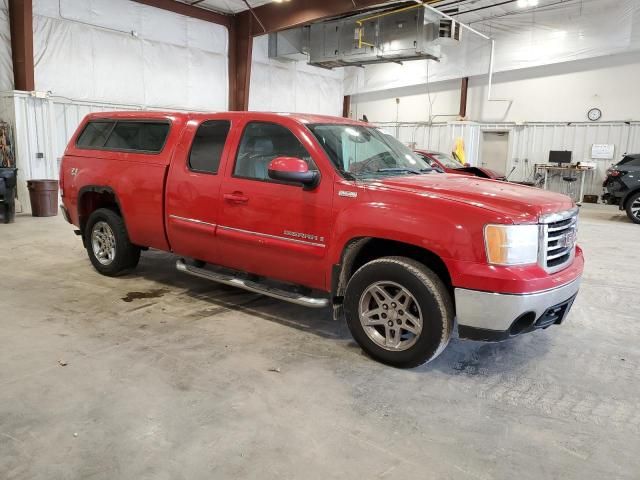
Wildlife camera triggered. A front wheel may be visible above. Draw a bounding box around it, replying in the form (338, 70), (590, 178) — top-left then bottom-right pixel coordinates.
(85, 208), (140, 276)
(625, 192), (640, 224)
(344, 257), (453, 368)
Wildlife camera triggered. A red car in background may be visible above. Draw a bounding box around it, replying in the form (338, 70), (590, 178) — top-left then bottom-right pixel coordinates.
(415, 149), (506, 180)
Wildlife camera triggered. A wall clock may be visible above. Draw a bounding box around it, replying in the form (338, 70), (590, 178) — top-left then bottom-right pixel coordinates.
(587, 108), (602, 122)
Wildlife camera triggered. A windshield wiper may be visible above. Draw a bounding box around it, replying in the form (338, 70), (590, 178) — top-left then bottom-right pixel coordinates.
(375, 167), (422, 175)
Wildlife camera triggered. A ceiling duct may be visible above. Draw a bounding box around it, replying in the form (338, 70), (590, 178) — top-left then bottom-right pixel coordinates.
(268, 27), (310, 62)
(268, 5), (460, 68)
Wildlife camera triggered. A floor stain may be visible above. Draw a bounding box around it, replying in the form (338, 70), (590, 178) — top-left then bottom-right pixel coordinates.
(121, 289), (170, 303)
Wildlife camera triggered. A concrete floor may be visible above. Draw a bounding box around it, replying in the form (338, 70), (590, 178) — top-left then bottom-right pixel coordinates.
(0, 203), (638, 480)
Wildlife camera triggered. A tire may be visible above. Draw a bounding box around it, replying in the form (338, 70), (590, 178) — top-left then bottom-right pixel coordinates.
(625, 192), (640, 224)
(344, 256), (453, 368)
(85, 208), (141, 276)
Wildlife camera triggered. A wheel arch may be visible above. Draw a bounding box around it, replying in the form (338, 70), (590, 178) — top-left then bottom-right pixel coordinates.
(622, 187), (640, 210)
(78, 186), (124, 236)
(331, 237), (453, 319)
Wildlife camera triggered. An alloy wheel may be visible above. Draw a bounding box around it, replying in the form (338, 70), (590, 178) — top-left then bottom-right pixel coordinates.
(358, 281), (423, 351)
(631, 197), (640, 221)
(91, 221), (117, 265)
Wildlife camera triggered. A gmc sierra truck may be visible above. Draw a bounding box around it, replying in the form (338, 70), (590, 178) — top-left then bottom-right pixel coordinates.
(60, 111), (584, 368)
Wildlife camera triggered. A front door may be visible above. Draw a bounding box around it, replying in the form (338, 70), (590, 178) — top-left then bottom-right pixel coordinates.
(217, 120), (333, 290)
(165, 119), (232, 264)
(481, 131), (509, 174)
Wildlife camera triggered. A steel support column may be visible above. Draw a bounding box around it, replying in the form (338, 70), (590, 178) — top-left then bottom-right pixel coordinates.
(228, 12), (253, 111)
(459, 76), (469, 119)
(8, 0), (34, 91)
(343, 96), (351, 118)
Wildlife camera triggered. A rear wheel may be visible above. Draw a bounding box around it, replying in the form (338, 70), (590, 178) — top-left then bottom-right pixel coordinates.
(85, 208), (140, 276)
(626, 192), (640, 224)
(344, 257), (453, 368)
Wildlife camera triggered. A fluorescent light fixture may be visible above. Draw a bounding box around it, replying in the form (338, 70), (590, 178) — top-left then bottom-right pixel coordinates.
(517, 0), (539, 7)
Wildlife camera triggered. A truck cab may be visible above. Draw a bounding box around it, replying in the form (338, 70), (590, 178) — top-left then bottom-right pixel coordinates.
(60, 111), (584, 368)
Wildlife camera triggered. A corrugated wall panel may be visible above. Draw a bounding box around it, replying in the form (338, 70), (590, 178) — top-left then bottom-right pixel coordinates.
(380, 120), (640, 198)
(6, 93), (148, 211)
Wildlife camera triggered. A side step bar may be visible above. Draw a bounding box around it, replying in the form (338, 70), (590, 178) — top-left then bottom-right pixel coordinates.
(176, 259), (329, 309)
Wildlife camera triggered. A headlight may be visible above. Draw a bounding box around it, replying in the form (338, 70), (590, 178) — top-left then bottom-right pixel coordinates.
(484, 224), (539, 266)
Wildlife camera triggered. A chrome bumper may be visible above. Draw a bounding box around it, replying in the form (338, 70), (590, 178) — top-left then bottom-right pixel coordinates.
(455, 277), (581, 337)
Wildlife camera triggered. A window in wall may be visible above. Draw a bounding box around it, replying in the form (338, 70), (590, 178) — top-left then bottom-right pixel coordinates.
(76, 121), (115, 148)
(188, 121), (231, 174)
(234, 122), (316, 181)
(103, 121), (170, 153)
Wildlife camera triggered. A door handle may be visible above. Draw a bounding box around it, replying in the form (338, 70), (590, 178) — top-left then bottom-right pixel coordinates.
(223, 192), (249, 204)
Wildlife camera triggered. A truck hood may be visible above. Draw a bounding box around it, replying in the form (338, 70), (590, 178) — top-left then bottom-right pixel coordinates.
(373, 174), (574, 222)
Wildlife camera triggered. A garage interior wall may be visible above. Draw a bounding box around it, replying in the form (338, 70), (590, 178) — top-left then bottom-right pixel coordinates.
(33, 0), (229, 110)
(345, 0), (640, 97)
(248, 34), (343, 116)
(353, 52), (640, 124)
(1, 0), (231, 211)
(347, 0), (640, 191)
(0, 0), (12, 90)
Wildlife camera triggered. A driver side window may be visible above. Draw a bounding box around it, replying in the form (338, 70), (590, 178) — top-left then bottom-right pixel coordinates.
(234, 122), (316, 181)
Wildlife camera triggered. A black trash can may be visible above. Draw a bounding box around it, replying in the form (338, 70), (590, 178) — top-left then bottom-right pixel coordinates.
(0, 167), (18, 224)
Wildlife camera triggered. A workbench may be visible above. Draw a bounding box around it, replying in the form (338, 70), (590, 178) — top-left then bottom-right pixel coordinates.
(535, 164), (596, 204)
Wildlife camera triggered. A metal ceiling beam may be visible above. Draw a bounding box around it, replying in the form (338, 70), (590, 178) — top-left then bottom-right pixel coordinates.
(8, 0), (35, 91)
(239, 0), (401, 36)
(132, 0), (232, 27)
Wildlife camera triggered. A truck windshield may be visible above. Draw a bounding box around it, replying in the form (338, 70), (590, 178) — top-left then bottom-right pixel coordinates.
(308, 124), (432, 178)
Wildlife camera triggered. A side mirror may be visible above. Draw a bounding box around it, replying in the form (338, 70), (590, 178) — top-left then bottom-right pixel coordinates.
(268, 157), (320, 189)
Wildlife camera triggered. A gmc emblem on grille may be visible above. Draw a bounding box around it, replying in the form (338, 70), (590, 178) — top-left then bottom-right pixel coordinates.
(560, 229), (577, 248)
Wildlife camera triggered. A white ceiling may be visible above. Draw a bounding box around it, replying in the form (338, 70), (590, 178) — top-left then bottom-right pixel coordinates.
(177, 0), (276, 15)
(432, 0), (571, 25)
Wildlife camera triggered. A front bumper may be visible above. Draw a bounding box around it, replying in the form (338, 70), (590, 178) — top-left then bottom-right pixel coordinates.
(455, 277), (581, 342)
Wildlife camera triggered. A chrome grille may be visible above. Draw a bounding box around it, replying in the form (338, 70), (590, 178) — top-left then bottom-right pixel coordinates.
(539, 208), (578, 273)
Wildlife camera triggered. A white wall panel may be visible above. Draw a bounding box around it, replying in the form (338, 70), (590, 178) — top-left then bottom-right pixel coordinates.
(0, 0), (12, 92)
(249, 35), (343, 116)
(352, 52), (640, 124)
(33, 0), (229, 110)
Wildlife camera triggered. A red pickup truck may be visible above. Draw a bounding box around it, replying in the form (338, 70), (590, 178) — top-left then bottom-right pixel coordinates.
(60, 111), (583, 368)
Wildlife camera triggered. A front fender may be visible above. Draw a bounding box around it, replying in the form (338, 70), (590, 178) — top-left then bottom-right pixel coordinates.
(329, 193), (496, 267)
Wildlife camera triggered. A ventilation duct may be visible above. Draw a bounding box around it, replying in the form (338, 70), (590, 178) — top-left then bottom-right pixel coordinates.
(268, 6), (460, 68)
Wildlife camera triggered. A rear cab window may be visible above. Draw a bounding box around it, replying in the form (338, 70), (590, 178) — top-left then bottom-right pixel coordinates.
(76, 120), (170, 154)
(188, 120), (231, 174)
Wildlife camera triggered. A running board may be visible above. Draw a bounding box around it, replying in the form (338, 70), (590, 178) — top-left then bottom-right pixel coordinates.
(176, 259), (329, 309)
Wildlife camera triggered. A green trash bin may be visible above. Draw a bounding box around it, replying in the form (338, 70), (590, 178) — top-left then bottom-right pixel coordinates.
(27, 179), (59, 217)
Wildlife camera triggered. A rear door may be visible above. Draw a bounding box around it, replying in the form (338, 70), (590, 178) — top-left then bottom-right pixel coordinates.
(165, 118), (233, 263)
(216, 119), (333, 290)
